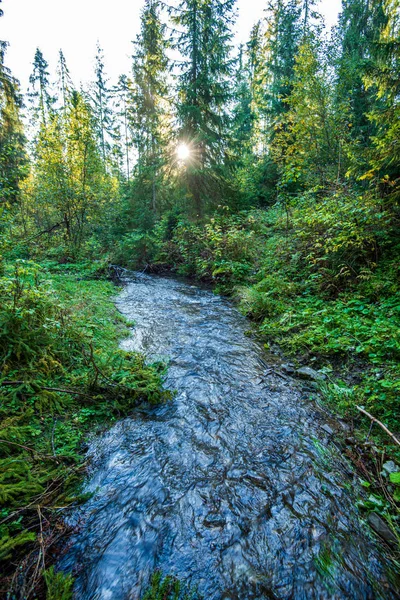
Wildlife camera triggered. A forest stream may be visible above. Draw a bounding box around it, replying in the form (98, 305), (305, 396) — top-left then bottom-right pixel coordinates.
(60, 274), (398, 600)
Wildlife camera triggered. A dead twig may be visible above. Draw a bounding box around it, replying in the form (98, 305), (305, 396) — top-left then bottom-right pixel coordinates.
(356, 405), (400, 448)
(1, 380), (90, 398)
(51, 419), (57, 458)
(0, 438), (60, 461)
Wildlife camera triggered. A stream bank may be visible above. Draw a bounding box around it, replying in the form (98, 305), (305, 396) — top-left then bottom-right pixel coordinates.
(60, 273), (399, 599)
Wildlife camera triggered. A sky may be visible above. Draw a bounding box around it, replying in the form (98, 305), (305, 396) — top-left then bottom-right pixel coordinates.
(1, 0), (342, 90)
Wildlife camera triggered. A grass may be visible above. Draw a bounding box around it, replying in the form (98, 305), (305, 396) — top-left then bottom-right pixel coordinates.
(0, 260), (169, 598)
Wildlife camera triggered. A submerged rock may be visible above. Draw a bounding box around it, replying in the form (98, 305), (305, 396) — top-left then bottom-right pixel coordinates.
(203, 514), (226, 528)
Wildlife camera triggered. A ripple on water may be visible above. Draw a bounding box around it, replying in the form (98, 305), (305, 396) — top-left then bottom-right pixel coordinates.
(60, 274), (398, 600)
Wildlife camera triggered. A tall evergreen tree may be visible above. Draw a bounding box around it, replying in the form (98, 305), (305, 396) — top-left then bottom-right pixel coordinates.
(28, 48), (55, 126)
(231, 45), (255, 155)
(362, 0), (400, 205)
(90, 44), (113, 166)
(113, 74), (133, 182)
(264, 0), (301, 128)
(336, 0), (388, 149)
(173, 0), (237, 216)
(130, 0), (170, 217)
(0, 42), (27, 205)
(57, 49), (73, 110)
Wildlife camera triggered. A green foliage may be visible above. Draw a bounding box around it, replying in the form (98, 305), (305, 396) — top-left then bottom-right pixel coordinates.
(1, 0), (400, 588)
(113, 231), (158, 269)
(128, 0), (171, 217)
(23, 89), (118, 255)
(0, 41), (28, 205)
(0, 261), (168, 592)
(44, 567), (74, 600)
(173, 0), (237, 214)
(154, 209), (260, 292)
(142, 572), (201, 600)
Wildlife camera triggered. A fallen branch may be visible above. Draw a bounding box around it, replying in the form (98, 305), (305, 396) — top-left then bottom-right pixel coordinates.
(356, 406), (400, 448)
(1, 381), (89, 397)
(0, 461), (87, 526)
(0, 438), (61, 461)
(20, 222), (62, 244)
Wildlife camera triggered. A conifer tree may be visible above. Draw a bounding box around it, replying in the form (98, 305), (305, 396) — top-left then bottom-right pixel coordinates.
(173, 0), (237, 216)
(0, 42), (27, 205)
(129, 0), (170, 217)
(28, 48), (55, 126)
(113, 74), (133, 182)
(336, 0), (388, 149)
(264, 0), (301, 129)
(231, 45), (255, 155)
(57, 50), (73, 110)
(362, 0), (400, 205)
(246, 21), (270, 148)
(90, 44), (113, 166)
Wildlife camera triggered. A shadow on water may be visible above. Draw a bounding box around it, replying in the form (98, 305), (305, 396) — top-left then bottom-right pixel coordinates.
(60, 273), (398, 599)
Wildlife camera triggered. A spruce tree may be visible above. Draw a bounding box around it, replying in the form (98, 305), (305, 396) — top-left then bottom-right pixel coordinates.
(336, 0), (388, 148)
(28, 48), (55, 126)
(362, 0), (400, 205)
(264, 0), (301, 128)
(129, 0), (170, 218)
(113, 74), (133, 182)
(57, 50), (73, 110)
(0, 42), (27, 205)
(231, 45), (255, 155)
(90, 44), (113, 166)
(173, 0), (237, 216)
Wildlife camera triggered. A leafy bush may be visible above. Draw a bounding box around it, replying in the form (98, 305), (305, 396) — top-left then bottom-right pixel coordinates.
(154, 210), (261, 292)
(113, 231), (158, 269)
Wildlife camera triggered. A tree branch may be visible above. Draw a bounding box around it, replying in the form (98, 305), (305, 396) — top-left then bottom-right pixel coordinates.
(356, 405), (400, 448)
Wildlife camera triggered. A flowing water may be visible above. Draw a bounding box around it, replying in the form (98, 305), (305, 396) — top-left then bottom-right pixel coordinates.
(61, 274), (397, 599)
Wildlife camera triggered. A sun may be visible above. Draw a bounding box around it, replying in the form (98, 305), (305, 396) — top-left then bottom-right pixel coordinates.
(177, 143), (190, 161)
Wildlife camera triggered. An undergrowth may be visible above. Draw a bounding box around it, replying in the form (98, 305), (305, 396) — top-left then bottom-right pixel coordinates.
(0, 260), (169, 598)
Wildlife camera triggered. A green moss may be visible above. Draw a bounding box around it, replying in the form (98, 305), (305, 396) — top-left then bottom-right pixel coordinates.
(0, 260), (169, 594)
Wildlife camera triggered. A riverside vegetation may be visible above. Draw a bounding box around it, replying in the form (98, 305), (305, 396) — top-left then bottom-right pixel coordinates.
(0, 0), (400, 597)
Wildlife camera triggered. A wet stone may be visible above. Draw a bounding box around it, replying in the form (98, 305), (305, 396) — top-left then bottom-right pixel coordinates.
(368, 513), (398, 546)
(321, 424), (335, 436)
(296, 366), (327, 381)
(382, 461), (399, 475)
